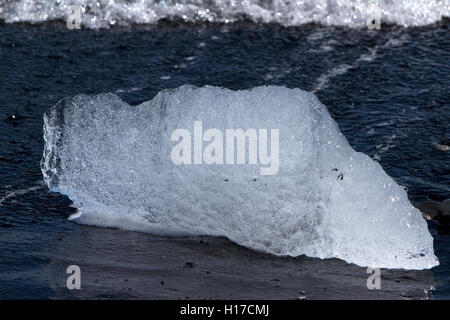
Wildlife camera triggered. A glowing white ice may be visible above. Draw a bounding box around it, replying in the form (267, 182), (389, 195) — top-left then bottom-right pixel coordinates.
(41, 85), (439, 269)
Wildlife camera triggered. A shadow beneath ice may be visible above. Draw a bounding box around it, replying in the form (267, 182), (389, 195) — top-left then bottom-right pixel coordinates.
(34, 224), (435, 300)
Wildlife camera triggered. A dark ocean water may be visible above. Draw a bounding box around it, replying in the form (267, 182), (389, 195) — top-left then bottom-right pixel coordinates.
(0, 20), (449, 299)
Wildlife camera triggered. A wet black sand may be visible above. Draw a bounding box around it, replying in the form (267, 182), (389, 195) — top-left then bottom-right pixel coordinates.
(1, 222), (435, 299)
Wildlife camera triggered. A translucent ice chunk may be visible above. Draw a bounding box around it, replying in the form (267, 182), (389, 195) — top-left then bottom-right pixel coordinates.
(41, 85), (439, 269)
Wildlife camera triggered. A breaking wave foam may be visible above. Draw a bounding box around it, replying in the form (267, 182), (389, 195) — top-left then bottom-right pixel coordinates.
(41, 85), (439, 269)
(1, 0), (448, 28)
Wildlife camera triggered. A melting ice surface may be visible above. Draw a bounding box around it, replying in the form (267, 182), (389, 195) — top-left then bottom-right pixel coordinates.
(41, 85), (439, 269)
(1, 0), (449, 28)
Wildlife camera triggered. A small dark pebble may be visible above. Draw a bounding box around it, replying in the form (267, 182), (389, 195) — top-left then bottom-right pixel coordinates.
(47, 54), (63, 59)
(184, 262), (195, 268)
(18, 151), (31, 156)
(160, 281), (164, 286)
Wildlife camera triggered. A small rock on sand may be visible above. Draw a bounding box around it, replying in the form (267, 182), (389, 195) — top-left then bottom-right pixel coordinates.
(439, 199), (450, 216)
(417, 199), (450, 222)
(416, 200), (440, 220)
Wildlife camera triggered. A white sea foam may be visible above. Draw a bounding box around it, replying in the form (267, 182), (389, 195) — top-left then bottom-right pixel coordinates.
(1, 0), (448, 28)
(41, 85), (439, 269)
(311, 33), (409, 93)
(0, 181), (44, 206)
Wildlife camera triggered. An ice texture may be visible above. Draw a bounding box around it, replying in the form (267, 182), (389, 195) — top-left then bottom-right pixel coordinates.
(1, 0), (448, 29)
(41, 85), (438, 269)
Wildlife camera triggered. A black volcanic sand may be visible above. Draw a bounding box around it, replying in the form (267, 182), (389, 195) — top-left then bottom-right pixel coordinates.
(0, 21), (448, 299)
(1, 223), (435, 299)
